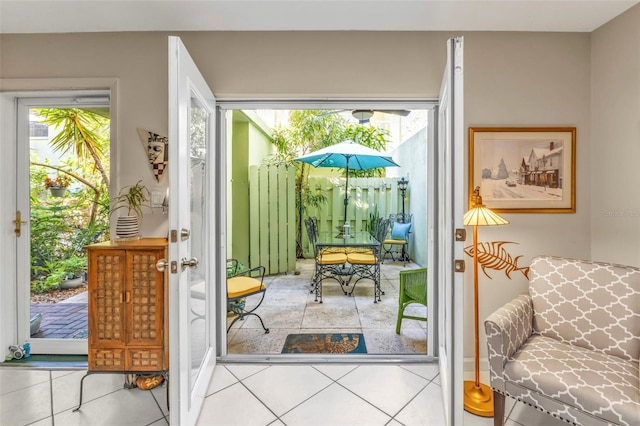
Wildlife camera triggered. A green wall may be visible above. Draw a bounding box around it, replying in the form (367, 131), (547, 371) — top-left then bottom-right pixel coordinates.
(229, 110), (276, 265)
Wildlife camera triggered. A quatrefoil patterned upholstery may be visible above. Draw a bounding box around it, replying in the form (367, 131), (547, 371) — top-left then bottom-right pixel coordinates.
(485, 256), (640, 426)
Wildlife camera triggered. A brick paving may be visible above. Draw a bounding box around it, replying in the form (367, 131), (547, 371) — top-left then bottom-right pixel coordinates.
(30, 303), (88, 339)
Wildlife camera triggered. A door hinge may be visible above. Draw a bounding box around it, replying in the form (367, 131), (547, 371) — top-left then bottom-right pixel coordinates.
(454, 259), (465, 273)
(455, 228), (466, 241)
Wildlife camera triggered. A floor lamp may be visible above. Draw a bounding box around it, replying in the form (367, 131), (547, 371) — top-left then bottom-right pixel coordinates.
(462, 186), (509, 417)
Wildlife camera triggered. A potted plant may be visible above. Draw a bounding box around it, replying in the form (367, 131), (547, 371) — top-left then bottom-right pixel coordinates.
(44, 175), (71, 197)
(58, 256), (88, 288)
(110, 180), (150, 239)
(35, 256), (87, 290)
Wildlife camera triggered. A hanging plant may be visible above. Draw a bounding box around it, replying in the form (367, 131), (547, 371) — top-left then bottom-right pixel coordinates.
(43, 175), (71, 189)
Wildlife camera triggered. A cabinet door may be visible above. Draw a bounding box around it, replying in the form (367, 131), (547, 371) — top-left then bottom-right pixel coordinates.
(126, 249), (165, 370)
(88, 249), (126, 370)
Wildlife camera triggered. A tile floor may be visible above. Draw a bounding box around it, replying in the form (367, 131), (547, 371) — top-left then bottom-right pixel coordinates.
(3, 259), (563, 425)
(0, 363), (565, 425)
(226, 259), (428, 356)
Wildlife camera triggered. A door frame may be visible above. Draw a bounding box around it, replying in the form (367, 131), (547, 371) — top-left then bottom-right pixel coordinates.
(214, 99), (437, 360)
(0, 78), (119, 355)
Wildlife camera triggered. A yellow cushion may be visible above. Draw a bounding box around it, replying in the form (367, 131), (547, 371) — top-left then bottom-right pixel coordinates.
(227, 276), (265, 299)
(347, 253), (377, 265)
(384, 239), (407, 245)
(318, 252), (347, 265)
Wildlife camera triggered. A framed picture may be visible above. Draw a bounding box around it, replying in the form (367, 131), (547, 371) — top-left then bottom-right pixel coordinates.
(469, 127), (576, 213)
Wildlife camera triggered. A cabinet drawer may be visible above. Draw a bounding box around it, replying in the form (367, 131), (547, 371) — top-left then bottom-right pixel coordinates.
(89, 348), (126, 371)
(128, 348), (164, 371)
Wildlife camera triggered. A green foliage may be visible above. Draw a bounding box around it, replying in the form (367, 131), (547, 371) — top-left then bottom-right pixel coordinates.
(110, 180), (150, 218)
(28, 107), (111, 294)
(365, 210), (381, 237)
(31, 256), (87, 293)
(35, 108), (108, 163)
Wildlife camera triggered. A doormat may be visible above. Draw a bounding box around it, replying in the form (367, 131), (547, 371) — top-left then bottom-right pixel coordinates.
(4, 354), (88, 369)
(281, 333), (366, 354)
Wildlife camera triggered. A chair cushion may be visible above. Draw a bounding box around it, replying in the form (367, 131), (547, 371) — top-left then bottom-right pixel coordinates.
(504, 334), (640, 426)
(390, 222), (411, 240)
(383, 238), (406, 245)
(317, 252), (347, 265)
(347, 252), (377, 265)
(227, 276), (265, 299)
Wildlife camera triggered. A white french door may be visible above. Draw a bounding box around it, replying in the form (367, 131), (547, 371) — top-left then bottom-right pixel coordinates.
(430, 36), (465, 425)
(168, 36), (218, 425)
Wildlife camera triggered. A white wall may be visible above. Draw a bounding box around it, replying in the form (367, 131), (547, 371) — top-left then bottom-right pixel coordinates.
(591, 4), (640, 267)
(2, 20), (638, 368)
(392, 126), (429, 267)
(462, 31), (593, 369)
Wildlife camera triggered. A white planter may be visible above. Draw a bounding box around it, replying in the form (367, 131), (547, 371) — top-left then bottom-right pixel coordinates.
(116, 215), (140, 239)
(59, 276), (84, 289)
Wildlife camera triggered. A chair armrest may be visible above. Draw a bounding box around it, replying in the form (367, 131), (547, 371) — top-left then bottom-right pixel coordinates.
(484, 293), (533, 392)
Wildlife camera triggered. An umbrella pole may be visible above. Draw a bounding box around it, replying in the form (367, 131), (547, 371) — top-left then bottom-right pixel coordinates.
(344, 164), (349, 223)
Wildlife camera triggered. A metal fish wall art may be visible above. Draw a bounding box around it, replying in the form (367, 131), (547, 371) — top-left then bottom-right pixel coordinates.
(464, 241), (530, 280)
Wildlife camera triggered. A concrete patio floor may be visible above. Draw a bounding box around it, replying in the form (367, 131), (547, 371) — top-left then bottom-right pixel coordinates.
(226, 258), (428, 356)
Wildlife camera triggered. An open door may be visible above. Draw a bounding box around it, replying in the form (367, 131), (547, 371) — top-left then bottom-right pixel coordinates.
(430, 36), (465, 425)
(168, 36), (218, 425)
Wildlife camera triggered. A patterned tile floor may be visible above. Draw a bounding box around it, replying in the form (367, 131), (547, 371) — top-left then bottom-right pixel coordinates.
(0, 363), (563, 425)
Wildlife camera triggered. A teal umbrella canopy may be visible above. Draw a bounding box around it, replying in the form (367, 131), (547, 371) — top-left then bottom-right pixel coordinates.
(294, 139), (400, 222)
(294, 139), (399, 170)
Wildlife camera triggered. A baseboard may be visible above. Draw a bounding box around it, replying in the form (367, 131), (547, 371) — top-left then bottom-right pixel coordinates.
(464, 357), (490, 384)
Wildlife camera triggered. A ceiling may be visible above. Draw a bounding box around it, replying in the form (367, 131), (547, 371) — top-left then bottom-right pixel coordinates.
(0, 1), (637, 34)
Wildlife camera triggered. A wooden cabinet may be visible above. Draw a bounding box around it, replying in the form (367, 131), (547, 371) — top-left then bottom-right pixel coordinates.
(86, 238), (168, 372)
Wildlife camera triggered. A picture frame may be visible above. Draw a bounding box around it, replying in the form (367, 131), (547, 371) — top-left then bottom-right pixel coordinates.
(469, 127), (576, 213)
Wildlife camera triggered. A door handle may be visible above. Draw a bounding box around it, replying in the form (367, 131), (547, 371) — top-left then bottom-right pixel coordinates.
(181, 257), (199, 270)
(156, 259), (169, 272)
(13, 211), (27, 237)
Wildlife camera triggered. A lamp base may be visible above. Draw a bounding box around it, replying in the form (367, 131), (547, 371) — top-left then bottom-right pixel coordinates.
(463, 381), (494, 417)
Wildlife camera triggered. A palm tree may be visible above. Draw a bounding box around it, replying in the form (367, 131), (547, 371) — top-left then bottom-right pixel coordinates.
(33, 107), (110, 223)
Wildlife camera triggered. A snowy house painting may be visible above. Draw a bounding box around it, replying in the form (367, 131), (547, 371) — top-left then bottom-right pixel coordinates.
(521, 141), (563, 189)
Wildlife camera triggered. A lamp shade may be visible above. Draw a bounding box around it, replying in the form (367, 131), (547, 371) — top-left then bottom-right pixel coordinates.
(464, 186), (509, 226)
(463, 206), (509, 226)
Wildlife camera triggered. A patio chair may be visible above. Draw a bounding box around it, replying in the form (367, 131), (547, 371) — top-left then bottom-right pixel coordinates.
(226, 258), (269, 334)
(191, 259), (269, 333)
(383, 213), (413, 265)
(396, 267), (427, 333)
(345, 218), (390, 303)
(304, 217), (348, 303)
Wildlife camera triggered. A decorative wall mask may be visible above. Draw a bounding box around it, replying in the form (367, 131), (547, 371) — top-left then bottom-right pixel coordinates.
(137, 128), (168, 182)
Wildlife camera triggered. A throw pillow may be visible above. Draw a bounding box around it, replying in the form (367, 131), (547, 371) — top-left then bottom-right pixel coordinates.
(391, 222), (411, 240)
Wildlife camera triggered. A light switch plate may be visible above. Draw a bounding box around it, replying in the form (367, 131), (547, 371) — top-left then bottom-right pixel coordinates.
(151, 191), (164, 207)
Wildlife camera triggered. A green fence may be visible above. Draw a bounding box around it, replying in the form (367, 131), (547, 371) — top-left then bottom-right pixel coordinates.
(248, 165), (403, 272)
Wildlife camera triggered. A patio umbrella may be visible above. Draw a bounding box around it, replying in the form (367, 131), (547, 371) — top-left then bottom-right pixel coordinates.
(294, 139), (400, 223)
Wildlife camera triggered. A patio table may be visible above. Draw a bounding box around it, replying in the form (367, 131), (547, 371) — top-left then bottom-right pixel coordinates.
(315, 231), (382, 300)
